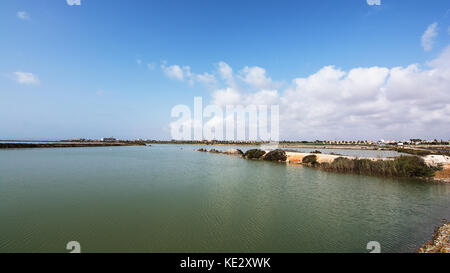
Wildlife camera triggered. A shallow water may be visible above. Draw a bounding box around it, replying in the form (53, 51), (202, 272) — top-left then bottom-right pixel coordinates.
(0, 144), (449, 253)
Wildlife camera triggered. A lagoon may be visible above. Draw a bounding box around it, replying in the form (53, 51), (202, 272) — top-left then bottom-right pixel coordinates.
(0, 144), (449, 252)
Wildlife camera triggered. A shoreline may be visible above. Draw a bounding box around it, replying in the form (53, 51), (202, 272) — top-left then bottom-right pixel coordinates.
(198, 148), (450, 183)
(287, 152), (450, 183)
(417, 220), (450, 253)
(0, 142), (146, 149)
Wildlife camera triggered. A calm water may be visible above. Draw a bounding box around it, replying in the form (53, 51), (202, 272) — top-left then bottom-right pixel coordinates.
(0, 144), (449, 253)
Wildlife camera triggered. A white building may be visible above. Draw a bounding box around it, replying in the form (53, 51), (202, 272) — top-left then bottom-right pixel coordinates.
(101, 137), (116, 142)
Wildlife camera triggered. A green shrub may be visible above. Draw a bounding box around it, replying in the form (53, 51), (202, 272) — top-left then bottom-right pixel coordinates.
(393, 147), (450, 157)
(394, 156), (435, 177)
(317, 156), (436, 178)
(311, 150), (322, 154)
(263, 150), (287, 162)
(393, 148), (431, 156)
(302, 155), (318, 165)
(244, 149), (266, 159)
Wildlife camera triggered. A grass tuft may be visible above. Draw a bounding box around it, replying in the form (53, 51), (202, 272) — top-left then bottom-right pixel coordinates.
(263, 150), (287, 162)
(317, 156), (438, 178)
(244, 149), (266, 159)
(302, 155), (318, 165)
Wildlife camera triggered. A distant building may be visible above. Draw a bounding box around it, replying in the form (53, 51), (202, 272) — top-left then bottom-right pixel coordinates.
(65, 138), (86, 142)
(325, 140), (376, 145)
(397, 142), (404, 146)
(101, 137), (116, 142)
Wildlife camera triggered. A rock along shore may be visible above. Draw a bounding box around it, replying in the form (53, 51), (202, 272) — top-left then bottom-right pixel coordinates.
(417, 220), (450, 253)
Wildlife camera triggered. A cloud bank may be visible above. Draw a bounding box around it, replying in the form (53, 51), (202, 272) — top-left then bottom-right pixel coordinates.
(164, 45), (450, 140)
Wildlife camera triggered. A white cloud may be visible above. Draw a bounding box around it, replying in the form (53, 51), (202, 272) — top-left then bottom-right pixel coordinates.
(136, 59), (142, 65)
(165, 45), (450, 140)
(239, 66), (279, 90)
(421, 22), (438, 51)
(147, 63), (156, 70)
(281, 46), (450, 139)
(196, 72), (217, 86)
(161, 61), (217, 87)
(366, 0), (381, 6)
(66, 0), (81, 6)
(17, 11), (30, 20)
(211, 88), (280, 108)
(161, 63), (185, 81)
(212, 87), (242, 106)
(12, 72), (39, 85)
(244, 89), (279, 106)
(217, 62), (234, 84)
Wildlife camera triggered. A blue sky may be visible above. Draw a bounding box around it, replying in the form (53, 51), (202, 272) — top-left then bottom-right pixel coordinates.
(1, 0), (449, 140)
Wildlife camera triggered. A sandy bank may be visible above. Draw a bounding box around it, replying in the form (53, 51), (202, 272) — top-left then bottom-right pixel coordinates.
(285, 152), (393, 164)
(198, 148), (450, 182)
(434, 164), (450, 183)
(423, 155), (450, 183)
(286, 152), (450, 182)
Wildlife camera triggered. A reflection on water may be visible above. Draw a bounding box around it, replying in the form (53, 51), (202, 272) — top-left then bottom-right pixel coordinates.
(0, 144), (449, 253)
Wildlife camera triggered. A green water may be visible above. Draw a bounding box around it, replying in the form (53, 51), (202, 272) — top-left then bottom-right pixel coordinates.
(1, 145), (449, 253)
